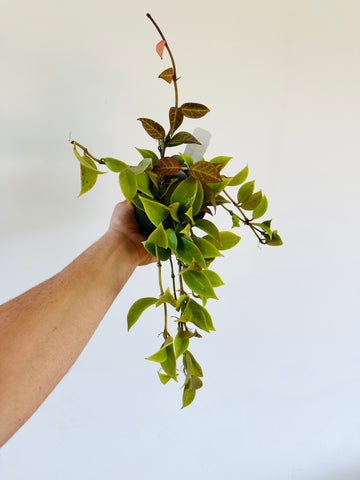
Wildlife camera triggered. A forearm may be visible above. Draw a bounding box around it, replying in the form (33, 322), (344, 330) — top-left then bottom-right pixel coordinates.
(0, 230), (137, 446)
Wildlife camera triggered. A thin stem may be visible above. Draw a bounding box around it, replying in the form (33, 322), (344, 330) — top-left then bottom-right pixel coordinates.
(71, 141), (105, 164)
(156, 246), (168, 338)
(223, 189), (267, 244)
(146, 13), (179, 108)
(146, 13), (179, 158)
(169, 255), (177, 300)
(177, 260), (186, 295)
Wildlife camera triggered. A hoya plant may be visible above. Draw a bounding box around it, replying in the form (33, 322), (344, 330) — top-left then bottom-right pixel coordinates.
(70, 13), (282, 408)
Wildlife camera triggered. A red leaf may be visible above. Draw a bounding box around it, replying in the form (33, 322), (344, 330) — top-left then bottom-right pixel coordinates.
(156, 40), (166, 59)
(137, 118), (165, 140)
(169, 107), (184, 135)
(152, 157), (182, 176)
(167, 131), (200, 147)
(159, 68), (174, 83)
(202, 184), (217, 210)
(190, 161), (222, 183)
(180, 103), (210, 119)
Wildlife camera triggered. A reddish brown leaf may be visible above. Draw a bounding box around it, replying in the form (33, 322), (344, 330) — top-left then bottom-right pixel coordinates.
(156, 40), (166, 59)
(167, 131), (200, 147)
(180, 103), (210, 119)
(190, 161), (222, 183)
(159, 68), (174, 83)
(169, 107), (184, 135)
(137, 118), (165, 140)
(200, 206), (213, 216)
(210, 163), (223, 172)
(152, 157), (182, 176)
(202, 184), (217, 210)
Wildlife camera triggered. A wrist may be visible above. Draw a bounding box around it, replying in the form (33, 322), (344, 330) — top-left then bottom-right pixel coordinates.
(104, 229), (142, 268)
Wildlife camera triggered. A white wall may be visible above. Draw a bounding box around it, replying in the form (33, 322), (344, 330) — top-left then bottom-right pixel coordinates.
(1, 1), (360, 479)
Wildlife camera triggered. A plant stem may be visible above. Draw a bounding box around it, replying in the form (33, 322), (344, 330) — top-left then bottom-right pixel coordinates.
(177, 260), (186, 295)
(169, 256), (177, 300)
(223, 189), (267, 244)
(156, 246), (168, 338)
(146, 13), (179, 158)
(146, 13), (179, 108)
(71, 141), (105, 164)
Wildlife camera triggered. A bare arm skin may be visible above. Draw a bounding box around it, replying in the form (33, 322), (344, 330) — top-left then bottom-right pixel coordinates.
(0, 202), (154, 447)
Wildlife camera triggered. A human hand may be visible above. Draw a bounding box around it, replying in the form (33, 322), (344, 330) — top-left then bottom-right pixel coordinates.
(108, 201), (156, 266)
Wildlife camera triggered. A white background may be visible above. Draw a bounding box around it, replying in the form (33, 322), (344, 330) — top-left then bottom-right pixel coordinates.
(1, 1), (360, 479)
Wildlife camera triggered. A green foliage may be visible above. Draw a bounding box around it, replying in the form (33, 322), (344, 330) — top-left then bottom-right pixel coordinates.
(237, 180), (255, 203)
(79, 156), (98, 197)
(70, 12), (282, 409)
(127, 297), (158, 331)
(119, 169), (137, 203)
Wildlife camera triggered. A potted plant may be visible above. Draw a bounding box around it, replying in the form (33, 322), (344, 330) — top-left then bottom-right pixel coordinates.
(70, 13), (282, 408)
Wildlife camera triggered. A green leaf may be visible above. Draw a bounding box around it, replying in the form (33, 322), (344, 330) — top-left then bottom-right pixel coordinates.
(175, 329), (190, 359)
(190, 161), (222, 183)
(188, 376), (203, 391)
(147, 223), (168, 249)
(176, 236), (206, 268)
(209, 156), (232, 170)
(208, 177), (232, 197)
(203, 270), (224, 287)
(179, 153), (194, 168)
(140, 197), (169, 226)
(136, 172), (153, 197)
(182, 386), (196, 408)
(187, 351), (204, 377)
(253, 219), (272, 237)
(185, 206), (194, 225)
(241, 191), (262, 211)
(161, 339), (177, 381)
(129, 158), (152, 175)
(167, 131), (201, 147)
(194, 219), (220, 241)
(73, 147), (105, 174)
(152, 157), (182, 176)
(144, 241), (171, 261)
(231, 213), (241, 228)
(192, 181), (204, 216)
(228, 165), (249, 186)
(79, 156), (98, 197)
(192, 236), (223, 258)
(166, 229), (178, 252)
(167, 202), (180, 222)
(185, 299), (209, 332)
(137, 118), (165, 140)
(170, 176), (198, 210)
(189, 299), (215, 332)
(119, 169), (138, 203)
(266, 231), (283, 246)
(169, 107), (184, 135)
(127, 297), (158, 331)
(157, 372), (171, 384)
(146, 346), (168, 363)
(158, 67), (173, 83)
(156, 288), (177, 308)
(135, 148), (159, 166)
(182, 271), (218, 300)
(176, 294), (189, 311)
(180, 102), (210, 119)
(237, 180), (255, 203)
(252, 195), (268, 219)
(204, 231), (241, 250)
(104, 157), (128, 172)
